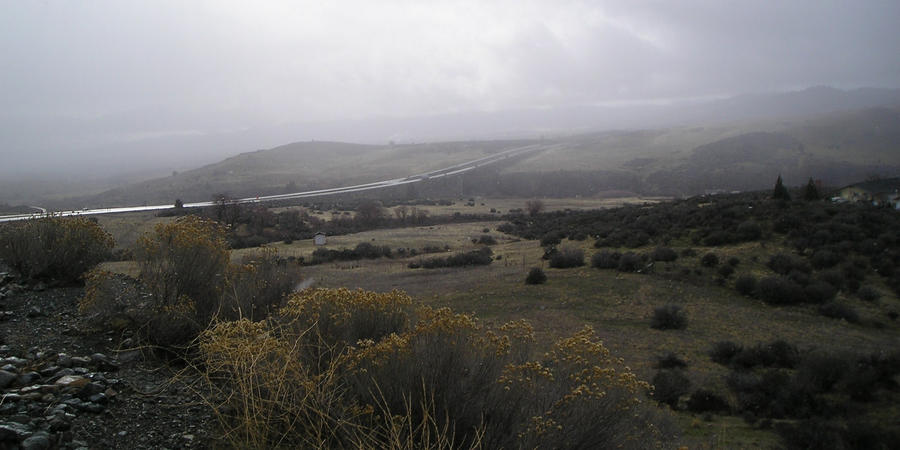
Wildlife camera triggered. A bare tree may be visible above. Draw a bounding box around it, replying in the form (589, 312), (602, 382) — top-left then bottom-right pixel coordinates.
(526, 199), (544, 216)
(394, 205), (409, 222)
(212, 193), (242, 227)
(356, 200), (385, 226)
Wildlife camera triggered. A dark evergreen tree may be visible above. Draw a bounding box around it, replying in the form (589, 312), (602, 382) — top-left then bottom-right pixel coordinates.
(804, 178), (820, 201)
(772, 175), (791, 200)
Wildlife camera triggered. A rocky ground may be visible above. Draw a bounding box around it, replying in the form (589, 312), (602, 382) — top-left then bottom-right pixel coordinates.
(0, 270), (216, 449)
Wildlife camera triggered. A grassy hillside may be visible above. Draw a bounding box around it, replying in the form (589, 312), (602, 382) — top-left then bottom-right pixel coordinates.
(76, 140), (538, 207)
(508, 107), (900, 195)
(63, 105), (900, 210)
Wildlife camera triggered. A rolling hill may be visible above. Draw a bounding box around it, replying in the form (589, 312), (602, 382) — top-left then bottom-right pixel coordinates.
(53, 103), (900, 209)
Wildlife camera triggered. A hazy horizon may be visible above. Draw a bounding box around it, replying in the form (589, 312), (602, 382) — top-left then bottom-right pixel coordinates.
(2, 1), (900, 178)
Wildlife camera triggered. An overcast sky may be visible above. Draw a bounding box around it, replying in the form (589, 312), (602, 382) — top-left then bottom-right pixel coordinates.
(1, 0), (899, 175)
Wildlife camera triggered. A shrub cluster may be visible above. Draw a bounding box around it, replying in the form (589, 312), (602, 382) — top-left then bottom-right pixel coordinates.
(710, 340), (800, 370)
(650, 304), (688, 330)
(709, 337), (900, 447)
(500, 193), (900, 299)
(617, 252), (647, 273)
(411, 248), (493, 269)
(652, 369), (691, 408)
(0, 216), (114, 284)
(524, 267), (547, 285)
(686, 389), (730, 414)
(655, 352), (688, 369)
(650, 247), (678, 262)
(197, 288), (676, 448)
(700, 252), (719, 268)
(591, 250), (621, 269)
(80, 216), (299, 347)
(548, 247), (585, 268)
(311, 242), (393, 264)
(817, 302), (860, 323)
(474, 234), (498, 245)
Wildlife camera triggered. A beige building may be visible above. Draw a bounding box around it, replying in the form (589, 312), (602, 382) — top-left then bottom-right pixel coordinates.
(835, 177), (900, 209)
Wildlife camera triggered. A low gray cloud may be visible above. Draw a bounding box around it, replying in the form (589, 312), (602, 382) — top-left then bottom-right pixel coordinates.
(1, 0), (898, 175)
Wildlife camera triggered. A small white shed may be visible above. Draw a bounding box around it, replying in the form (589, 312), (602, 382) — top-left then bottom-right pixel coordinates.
(313, 232), (327, 246)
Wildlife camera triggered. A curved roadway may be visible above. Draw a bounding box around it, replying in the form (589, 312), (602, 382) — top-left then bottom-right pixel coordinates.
(0, 142), (554, 223)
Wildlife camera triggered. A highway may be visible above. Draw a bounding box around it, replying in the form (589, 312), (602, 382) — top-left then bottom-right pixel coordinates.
(0, 142), (553, 223)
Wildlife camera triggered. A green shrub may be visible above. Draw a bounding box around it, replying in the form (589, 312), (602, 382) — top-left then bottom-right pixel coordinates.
(687, 389), (730, 413)
(736, 220), (762, 241)
(700, 252), (719, 267)
(767, 253), (810, 275)
(618, 252), (646, 272)
(810, 249), (841, 269)
(524, 267), (547, 285)
(656, 352), (688, 369)
(539, 231), (563, 247)
(418, 248), (493, 269)
(476, 234), (498, 245)
(756, 277), (806, 305)
(717, 264), (735, 279)
(548, 247), (584, 268)
(803, 282), (837, 304)
(857, 286), (881, 302)
(651, 247), (678, 262)
(710, 341), (743, 365)
(735, 275), (757, 296)
(652, 369), (691, 408)
(651, 304), (688, 330)
(818, 302), (860, 323)
(0, 216), (114, 283)
(732, 340), (800, 370)
(591, 250), (621, 269)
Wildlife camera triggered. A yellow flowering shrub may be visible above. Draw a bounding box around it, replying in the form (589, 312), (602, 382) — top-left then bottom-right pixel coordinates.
(196, 288), (675, 449)
(136, 215), (229, 315)
(82, 215), (298, 347)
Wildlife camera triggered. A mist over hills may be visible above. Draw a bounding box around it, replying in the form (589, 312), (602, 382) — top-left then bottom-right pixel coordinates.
(43, 105), (898, 209)
(3, 86), (900, 208)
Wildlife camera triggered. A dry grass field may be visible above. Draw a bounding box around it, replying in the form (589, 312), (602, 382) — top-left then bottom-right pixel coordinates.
(271, 221), (900, 448)
(91, 197), (900, 448)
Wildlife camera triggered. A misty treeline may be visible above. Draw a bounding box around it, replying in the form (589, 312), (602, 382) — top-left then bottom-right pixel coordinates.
(160, 196), (496, 249)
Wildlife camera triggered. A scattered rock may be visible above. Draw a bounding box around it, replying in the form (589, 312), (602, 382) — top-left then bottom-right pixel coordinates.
(55, 375), (89, 389)
(0, 370), (17, 389)
(17, 372), (40, 386)
(0, 422), (31, 442)
(56, 354), (73, 368)
(21, 430), (51, 450)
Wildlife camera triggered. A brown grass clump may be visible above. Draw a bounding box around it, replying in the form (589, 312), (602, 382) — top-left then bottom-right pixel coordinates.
(196, 287), (676, 449)
(0, 216), (114, 283)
